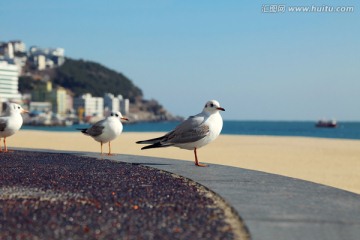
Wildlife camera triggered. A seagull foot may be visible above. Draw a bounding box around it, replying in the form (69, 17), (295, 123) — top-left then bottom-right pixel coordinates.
(195, 163), (208, 167)
(3, 150), (14, 153)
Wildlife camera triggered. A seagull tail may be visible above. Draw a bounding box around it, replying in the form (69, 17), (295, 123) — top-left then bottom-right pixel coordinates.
(136, 136), (165, 145)
(140, 142), (172, 150)
(76, 128), (88, 135)
(137, 134), (174, 150)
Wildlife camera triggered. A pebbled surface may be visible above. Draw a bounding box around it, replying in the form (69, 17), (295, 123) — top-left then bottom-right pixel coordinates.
(0, 151), (246, 240)
(101, 152), (360, 240)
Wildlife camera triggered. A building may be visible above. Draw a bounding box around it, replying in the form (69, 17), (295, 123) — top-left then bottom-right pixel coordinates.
(103, 93), (129, 116)
(65, 90), (74, 114)
(0, 42), (14, 58)
(104, 93), (120, 113)
(0, 41), (27, 74)
(31, 80), (52, 102)
(120, 98), (129, 115)
(30, 80), (72, 116)
(0, 60), (22, 103)
(29, 47), (64, 57)
(34, 55), (46, 70)
(51, 87), (67, 116)
(29, 46), (65, 70)
(9, 40), (26, 54)
(74, 93), (104, 119)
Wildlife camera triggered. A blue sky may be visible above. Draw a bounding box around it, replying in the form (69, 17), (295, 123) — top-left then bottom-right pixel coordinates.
(1, 1), (359, 120)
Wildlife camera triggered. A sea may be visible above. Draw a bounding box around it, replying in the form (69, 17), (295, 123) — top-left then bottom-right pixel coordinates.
(22, 121), (360, 140)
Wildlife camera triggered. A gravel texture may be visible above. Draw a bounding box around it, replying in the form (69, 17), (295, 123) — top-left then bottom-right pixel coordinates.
(0, 151), (245, 240)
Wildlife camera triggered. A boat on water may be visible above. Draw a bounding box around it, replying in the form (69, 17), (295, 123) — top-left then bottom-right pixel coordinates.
(315, 120), (337, 128)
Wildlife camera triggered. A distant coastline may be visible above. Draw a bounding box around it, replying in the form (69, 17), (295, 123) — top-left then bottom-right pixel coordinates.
(22, 120), (360, 140)
(0, 39), (181, 124)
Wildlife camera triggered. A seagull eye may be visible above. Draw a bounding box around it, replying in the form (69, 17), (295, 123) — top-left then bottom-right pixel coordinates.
(18, 106), (21, 109)
(110, 113), (114, 116)
(210, 103), (214, 107)
(115, 114), (119, 117)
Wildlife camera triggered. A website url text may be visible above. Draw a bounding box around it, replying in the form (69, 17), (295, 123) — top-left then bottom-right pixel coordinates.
(262, 5), (354, 13)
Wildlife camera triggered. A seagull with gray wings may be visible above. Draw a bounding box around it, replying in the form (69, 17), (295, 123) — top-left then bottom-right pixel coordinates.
(0, 103), (28, 152)
(137, 100), (225, 167)
(78, 111), (128, 155)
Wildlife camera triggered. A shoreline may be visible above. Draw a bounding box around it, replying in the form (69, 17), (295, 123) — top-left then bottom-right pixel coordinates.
(7, 130), (360, 195)
(21, 120), (360, 141)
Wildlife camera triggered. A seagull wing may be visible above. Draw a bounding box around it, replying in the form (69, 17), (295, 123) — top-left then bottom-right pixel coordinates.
(137, 113), (209, 149)
(0, 117), (8, 132)
(83, 119), (106, 137)
(165, 114), (209, 144)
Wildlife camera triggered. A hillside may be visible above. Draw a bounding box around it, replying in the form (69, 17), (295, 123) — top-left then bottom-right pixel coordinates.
(20, 58), (142, 102)
(53, 58), (143, 102)
(19, 58), (181, 122)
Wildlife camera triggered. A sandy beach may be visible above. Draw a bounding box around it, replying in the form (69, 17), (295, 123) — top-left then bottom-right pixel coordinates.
(4, 130), (360, 195)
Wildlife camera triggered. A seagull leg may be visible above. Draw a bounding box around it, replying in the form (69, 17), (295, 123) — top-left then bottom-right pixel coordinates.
(0, 138), (2, 152)
(100, 142), (103, 155)
(194, 148), (207, 167)
(4, 137), (8, 153)
(107, 142), (113, 156)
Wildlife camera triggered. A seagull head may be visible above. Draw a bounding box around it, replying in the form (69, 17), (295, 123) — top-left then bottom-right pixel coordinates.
(109, 111), (129, 121)
(203, 100), (225, 114)
(6, 103), (29, 115)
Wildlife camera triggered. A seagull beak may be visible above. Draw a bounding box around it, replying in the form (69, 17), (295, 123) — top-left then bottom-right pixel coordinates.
(121, 117), (129, 121)
(217, 107), (225, 111)
(22, 109), (29, 114)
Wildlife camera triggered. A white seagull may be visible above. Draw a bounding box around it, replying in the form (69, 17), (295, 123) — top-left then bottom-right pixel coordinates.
(0, 103), (28, 153)
(78, 111), (128, 155)
(137, 100), (225, 167)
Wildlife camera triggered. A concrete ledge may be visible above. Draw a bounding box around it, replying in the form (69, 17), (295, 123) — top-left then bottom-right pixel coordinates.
(13, 148), (360, 240)
(76, 151), (360, 240)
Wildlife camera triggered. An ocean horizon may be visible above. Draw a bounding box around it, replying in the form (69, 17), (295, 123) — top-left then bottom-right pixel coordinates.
(22, 120), (360, 140)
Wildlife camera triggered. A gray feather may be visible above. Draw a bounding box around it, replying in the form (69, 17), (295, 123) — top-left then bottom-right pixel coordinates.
(165, 124), (209, 144)
(0, 118), (8, 132)
(83, 119), (106, 137)
(137, 114), (209, 147)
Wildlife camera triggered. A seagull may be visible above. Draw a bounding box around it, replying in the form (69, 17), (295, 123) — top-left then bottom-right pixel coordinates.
(78, 112), (128, 155)
(0, 103), (28, 153)
(136, 100), (225, 167)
